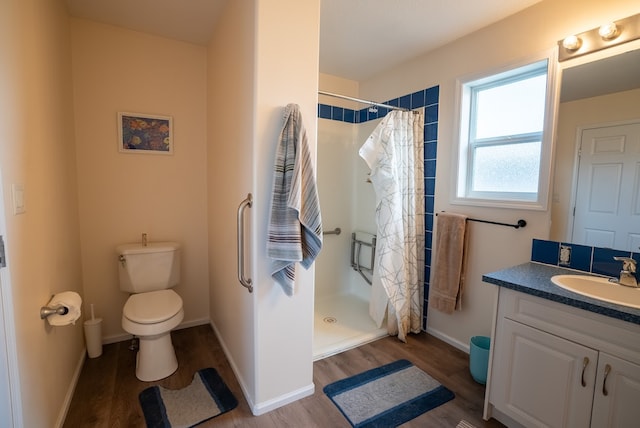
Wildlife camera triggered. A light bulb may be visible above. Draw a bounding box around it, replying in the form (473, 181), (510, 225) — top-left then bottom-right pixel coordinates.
(562, 35), (582, 51)
(598, 22), (619, 40)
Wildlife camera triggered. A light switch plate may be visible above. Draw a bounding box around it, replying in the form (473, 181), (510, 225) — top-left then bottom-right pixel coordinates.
(12, 184), (25, 215)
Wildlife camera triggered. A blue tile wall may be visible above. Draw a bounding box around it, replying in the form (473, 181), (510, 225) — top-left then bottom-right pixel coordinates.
(531, 239), (640, 281)
(531, 239), (560, 265)
(318, 86), (439, 124)
(562, 243), (592, 272)
(592, 247), (631, 277)
(318, 85), (439, 331)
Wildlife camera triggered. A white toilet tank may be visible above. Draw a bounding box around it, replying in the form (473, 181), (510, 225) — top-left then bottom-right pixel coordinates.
(117, 242), (181, 293)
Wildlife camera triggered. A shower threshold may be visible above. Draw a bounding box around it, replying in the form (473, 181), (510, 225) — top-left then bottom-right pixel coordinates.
(313, 292), (387, 361)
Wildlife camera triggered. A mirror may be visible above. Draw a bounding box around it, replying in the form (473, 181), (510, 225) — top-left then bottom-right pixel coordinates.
(550, 45), (640, 251)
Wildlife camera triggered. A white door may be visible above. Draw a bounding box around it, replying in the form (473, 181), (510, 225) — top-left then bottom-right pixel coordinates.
(572, 122), (640, 251)
(0, 169), (19, 427)
(591, 352), (640, 427)
(0, 270), (14, 428)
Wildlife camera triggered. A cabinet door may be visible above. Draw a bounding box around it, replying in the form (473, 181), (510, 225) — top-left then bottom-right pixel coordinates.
(591, 353), (640, 427)
(491, 318), (598, 428)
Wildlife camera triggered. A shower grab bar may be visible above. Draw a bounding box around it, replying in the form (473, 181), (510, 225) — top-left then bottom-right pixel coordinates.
(323, 227), (341, 236)
(236, 193), (253, 293)
(351, 233), (376, 285)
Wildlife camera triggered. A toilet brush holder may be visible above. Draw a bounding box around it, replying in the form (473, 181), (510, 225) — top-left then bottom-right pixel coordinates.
(84, 318), (103, 358)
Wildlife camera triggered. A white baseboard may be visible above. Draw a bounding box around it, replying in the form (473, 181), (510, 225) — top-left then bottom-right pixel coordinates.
(208, 321), (257, 411)
(56, 348), (86, 428)
(425, 327), (470, 354)
(176, 317), (210, 330)
(208, 320), (315, 416)
(103, 332), (131, 345)
(252, 383), (315, 416)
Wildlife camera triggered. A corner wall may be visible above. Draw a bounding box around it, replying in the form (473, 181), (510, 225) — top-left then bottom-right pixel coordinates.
(207, 0), (322, 414)
(252, 0), (321, 412)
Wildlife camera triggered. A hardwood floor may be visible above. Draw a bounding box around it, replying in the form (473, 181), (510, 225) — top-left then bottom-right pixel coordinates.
(64, 324), (505, 427)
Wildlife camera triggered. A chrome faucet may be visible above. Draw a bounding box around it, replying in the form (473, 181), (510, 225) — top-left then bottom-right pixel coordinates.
(609, 256), (638, 288)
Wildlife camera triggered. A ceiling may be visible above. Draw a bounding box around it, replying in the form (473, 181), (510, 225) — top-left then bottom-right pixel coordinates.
(65, 0), (542, 82)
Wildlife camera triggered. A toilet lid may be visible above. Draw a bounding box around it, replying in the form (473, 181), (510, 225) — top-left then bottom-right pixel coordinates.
(123, 289), (183, 324)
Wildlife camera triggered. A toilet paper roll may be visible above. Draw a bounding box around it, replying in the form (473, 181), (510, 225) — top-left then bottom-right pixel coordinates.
(47, 291), (82, 326)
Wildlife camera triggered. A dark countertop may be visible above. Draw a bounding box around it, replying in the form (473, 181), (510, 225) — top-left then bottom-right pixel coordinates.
(482, 262), (640, 325)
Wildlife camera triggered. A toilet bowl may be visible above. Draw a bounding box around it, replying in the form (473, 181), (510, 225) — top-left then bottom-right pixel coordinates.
(117, 241), (183, 381)
(122, 289), (184, 381)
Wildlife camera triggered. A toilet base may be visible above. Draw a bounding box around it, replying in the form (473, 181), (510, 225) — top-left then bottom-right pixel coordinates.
(135, 332), (178, 381)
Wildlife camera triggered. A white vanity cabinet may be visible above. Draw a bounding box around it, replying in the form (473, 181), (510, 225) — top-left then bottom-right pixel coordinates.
(490, 318), (597, 427)
(484, 287), (640, 428)
(591, 352), (640, 427)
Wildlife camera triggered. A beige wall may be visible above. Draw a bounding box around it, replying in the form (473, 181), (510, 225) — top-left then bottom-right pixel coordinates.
(551, 88), (640, 242)
(71, 20), (210, 341)
(0, 0), (84, 426)
(359, 0), (640, 350)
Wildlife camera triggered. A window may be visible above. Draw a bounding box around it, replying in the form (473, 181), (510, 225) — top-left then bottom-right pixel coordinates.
(454, 58), (554, 209)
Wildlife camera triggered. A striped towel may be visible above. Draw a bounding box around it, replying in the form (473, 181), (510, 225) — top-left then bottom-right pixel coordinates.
(267, 104), (323, 295)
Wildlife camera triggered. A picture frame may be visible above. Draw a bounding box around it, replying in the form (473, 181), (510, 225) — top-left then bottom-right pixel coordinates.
(118, 112), (173, 155)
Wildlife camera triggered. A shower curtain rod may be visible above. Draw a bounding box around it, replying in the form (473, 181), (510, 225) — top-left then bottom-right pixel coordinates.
(318, 90), (409, 112)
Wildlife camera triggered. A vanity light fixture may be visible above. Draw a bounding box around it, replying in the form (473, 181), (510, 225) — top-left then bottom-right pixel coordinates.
(562, 35), (582, 51)
(598, 22), (619, 41)
(558, 13), (640, 61)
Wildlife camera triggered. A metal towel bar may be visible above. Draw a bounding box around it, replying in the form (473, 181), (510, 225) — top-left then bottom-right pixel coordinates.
(436, 212), (527, 229)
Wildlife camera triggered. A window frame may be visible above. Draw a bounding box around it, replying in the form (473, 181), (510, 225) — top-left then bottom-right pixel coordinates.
(452, 52), (558, 210)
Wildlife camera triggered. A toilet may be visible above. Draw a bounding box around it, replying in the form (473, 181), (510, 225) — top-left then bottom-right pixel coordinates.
(117, 241), (184, 381)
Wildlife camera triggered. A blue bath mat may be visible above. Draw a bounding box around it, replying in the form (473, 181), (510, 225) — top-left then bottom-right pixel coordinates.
(323, 359), (454, 427)
(139, 367), (237, 427)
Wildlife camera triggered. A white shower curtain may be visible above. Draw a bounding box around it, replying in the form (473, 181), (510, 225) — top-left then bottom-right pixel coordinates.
(359, 109), (425, 342)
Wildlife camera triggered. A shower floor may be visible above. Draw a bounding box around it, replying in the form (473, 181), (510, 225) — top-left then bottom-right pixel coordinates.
(313, 292), (387, 360)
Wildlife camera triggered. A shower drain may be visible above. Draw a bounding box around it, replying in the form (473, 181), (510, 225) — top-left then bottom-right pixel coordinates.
(323, 316), (337, 324)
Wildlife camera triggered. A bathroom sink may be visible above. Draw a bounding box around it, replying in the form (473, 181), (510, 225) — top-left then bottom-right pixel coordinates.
(551, 275), (640, 309)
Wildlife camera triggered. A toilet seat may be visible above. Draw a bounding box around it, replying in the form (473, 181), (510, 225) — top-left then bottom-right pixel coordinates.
(121, 290), (184, 381)
(123, 289), (182, 324)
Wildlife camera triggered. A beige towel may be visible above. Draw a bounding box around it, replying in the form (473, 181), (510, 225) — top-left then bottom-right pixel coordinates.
(429, 212), (468, 314)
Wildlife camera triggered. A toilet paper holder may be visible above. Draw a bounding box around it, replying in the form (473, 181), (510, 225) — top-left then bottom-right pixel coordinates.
(40, 304), (69, 319)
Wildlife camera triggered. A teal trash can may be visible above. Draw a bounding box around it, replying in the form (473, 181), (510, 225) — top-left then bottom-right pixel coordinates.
(469, 336), (490, 384)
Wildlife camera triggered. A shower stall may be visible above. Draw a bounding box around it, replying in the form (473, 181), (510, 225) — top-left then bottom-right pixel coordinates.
(313, 116), (387, 360)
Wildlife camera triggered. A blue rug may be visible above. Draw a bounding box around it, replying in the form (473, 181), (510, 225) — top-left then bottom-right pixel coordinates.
(323, 359), (455, 427)
(139, 367), (237, 428)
